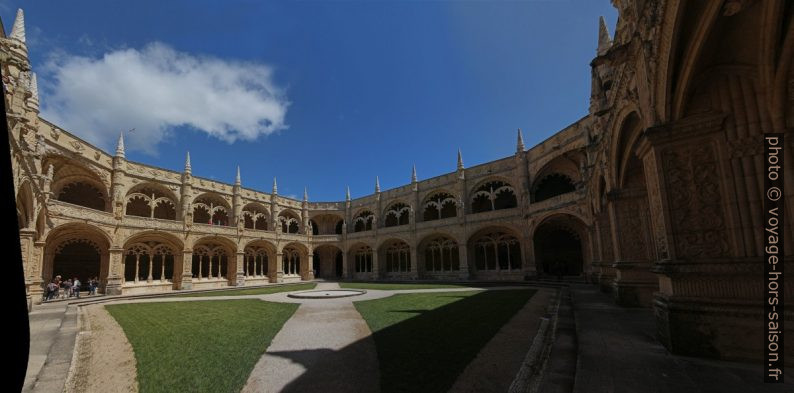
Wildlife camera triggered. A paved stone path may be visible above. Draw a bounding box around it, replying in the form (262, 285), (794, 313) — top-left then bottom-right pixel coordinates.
(568, 284), (794, 393)
(24, 301), (79, 393)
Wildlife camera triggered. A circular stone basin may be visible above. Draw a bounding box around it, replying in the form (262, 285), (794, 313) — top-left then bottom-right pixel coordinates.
(287, 289), (367, 299)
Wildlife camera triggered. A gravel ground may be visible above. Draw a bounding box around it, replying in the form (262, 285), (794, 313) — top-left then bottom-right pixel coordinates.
(64, 304), (138, 393)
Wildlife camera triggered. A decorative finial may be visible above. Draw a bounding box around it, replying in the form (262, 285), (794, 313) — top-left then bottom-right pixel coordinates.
(10, 9), (25, 43)
(517, 128), (525, 153)
(28, 72), (38, 104)
(303, 187), (308, 202)
(375, 176), (380, 193)
(346, 186), (351, 201)
(184, 151), (191, 174)
(115, 131), (125, 158)
(598, 16), (612, 55)
(235, 166), (241, 185)
(411, 164), (417, 183)
(457, 149), (464, 170)
(272, 177), (278, 195)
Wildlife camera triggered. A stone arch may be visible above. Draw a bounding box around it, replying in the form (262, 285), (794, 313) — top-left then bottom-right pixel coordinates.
(347, 242), (374, 279)
(278, 210), (301, 234)
(310, 213), (344, 235)
(378, 238), (412, 276)
(192, 193), (231, 226)
(532, 155), (582, 203)
(421, 191), (458, 222)
(611, 110), (644, 189)
(353, 210), (374, 232)
(468, 226), (522, 278)
(469, 177), (517, 213)
(242, 202), (270, 231)
(42, 223), (111, 292)
(281, 242), (308, 278)
(121, 231), (183, 288)
(313, 244), (344, 279)
(243, 240), (275, 281)
(16, 180), (34, 230)
(191, 236), (236, 282)
(46, 155), (110, 212)
(418, 233), (460, 277)
(532, 213), (589, 277)
(125, 182), (178, 220)
(382, 201), (411, 227)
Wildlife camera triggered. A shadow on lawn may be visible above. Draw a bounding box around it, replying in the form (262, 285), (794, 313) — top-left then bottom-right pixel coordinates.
(268, 289), (536, 393)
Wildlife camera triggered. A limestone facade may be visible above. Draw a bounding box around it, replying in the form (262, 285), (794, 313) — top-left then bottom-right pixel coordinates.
(6, 1), (794, 364)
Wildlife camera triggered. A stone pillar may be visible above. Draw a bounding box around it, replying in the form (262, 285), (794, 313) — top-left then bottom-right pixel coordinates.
(458, 244), (469, 280)
(270, 252), (284, 283)
(234, 251), (245, 286)
(179, 250), (193, 290)
(371, 250), (379, 280)
(106, 247), (124, 295)
(520, 232), (536, 279)
(30, 240), (45, 306)
(410, 245), (419, 280)
(304, 253), (315, 281)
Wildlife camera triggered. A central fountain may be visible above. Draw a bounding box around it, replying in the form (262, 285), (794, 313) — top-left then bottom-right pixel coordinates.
(287, 289), (367, 299)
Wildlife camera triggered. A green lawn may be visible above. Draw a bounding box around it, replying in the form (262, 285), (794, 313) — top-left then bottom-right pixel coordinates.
(106, 299), (298, 393)
(339, 282), (470, 290)
(176, 283), (316, 297)
(354, 289), (536, 393)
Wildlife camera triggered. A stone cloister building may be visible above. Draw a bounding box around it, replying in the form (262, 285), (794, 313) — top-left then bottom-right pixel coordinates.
(6, 1), (794, 365)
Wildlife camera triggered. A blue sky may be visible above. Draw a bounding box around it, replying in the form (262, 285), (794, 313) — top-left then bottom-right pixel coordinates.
(2, 1), (617, 201)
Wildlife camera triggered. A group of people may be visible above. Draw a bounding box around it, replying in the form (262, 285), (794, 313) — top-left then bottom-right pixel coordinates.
(43, 275), (100, 301)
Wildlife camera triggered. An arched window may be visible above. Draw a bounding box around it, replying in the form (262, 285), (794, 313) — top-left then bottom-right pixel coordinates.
(58, 182), (106, 211)
(354, 245), (373, 273)
(424, 237), (459, 272)
(244, 246), (269, 277)
(385, 241), (411, 272)
(354, 211), (374, 232)
(193, 196), (230, 226)
(471, 180), (517, 213)
(473, 232), (521, 271)
(423, 193), (457, 221)
(191, 244), (228, 279)
(384, 203), (411, 227)
(125, 186), (177, 220)
(310, 220), (319, 236)
(279, 212), (300, 234)
(124, 243), (175, 283)
(533, 174), (575, 202)
(282, 247), (301, 275)
(335, 220), (344, 234)
(242, 206), (269, 230)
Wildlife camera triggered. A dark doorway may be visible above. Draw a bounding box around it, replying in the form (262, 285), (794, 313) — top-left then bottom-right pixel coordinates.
(534, 227), (583, 276)
(335, 251), (343, 277)
(52, 241), (101, 287)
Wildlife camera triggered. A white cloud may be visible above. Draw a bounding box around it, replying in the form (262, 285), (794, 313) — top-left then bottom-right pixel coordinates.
(40, 42), (289, 154)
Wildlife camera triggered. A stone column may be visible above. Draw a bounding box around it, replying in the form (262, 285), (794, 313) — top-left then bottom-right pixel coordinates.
(106, 247), (124, 295)
(234, 251), (245, 286)
(458, 244), (469, 280)
(270, 252), (284, 283)
(179, 250), (193, 290)
(410, 244), (419, 280)
(30, 240), (45, 306)
(371, 250), (379, 280)
(304, 253), (315, 281)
